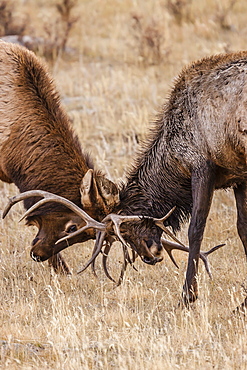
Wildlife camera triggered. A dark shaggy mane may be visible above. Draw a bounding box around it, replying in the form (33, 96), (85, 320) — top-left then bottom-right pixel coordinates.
(119, 110), (193, 233)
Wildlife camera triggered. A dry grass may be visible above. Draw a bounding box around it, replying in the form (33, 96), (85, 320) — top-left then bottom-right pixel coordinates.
(1, 0), (247, 368)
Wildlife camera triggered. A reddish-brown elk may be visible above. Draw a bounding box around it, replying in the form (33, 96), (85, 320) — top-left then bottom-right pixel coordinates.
(0, 41), (119, 273)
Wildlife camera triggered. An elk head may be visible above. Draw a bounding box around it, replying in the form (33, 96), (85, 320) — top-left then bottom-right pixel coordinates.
(3, 169), (119, 262)
(108, 211), (177, 265)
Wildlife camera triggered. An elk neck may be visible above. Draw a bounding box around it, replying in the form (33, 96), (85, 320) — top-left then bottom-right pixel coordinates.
(118, 121), (193, 232)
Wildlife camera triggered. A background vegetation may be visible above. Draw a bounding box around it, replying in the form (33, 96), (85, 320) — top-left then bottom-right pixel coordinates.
(1, 0), (247, 368)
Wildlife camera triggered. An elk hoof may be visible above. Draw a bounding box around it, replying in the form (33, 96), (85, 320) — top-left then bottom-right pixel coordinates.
(181, 287), (198, 307)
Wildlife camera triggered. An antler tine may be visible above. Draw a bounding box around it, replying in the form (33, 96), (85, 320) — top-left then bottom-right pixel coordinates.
(53, 213), (137, 246)
(3, 190), (106, 232)
(131, 250), (138, 271)
(90, 239), (136, 284)
(77, 231), (106, 274)
(102, 242), (131, 285)
(101, 241), (138, 286)
(198, 243), (225, 278)
(161, 238), (225, 278)
(111, 244), (136, 286)
(2, 190), (51, 219)
(55, 222), (105, 245)
(106, 214), (130, 248)
(102, 241), (117, 283)
(152, 207), (188, 248)
(154, 206), (176, 223)
(90, 239), (105, 279)
(161, 239), (180, 269)
(116, 245), (129, 286)
(102, 213), (181, 250)
(155, 221), (187, 248)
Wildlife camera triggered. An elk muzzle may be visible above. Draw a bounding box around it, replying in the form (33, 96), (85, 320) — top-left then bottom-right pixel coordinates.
(139, 239), (164, 265)
(30, 238), (51, 262)
(30, 236), (68, 262)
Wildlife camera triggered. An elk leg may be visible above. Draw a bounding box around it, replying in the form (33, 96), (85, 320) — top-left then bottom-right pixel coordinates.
(234, 182), (247, 257)
(183, 161), (216, 305)
(234, 182), (247, 311)
(48, 253), (71, 275)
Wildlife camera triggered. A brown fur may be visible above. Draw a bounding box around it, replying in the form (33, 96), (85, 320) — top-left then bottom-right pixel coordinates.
(0, 41), (119, 271)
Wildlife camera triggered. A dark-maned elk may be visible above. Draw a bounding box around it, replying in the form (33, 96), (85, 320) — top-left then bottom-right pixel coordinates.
(0, 40), (120, 273)
(108, 51), (247, 306)
(9, 52), (245, 305)
(114, 51), (247, 306)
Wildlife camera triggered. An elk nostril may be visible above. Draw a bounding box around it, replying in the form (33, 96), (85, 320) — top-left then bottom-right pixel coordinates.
(30, 251), (41, 262)
(142, 256), (157, 265)
(32, 237), (39, 246)
(142, 256), (163, 265)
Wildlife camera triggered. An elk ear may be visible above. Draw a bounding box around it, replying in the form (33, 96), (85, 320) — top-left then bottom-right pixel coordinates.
(80, 169), (119, 213)
(80, 169), (94, 209)
(95, 175), (120, 211)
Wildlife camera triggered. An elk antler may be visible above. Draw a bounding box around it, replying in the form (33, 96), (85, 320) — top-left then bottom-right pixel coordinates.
(161, 238), (225, 278)
(88, 240), (132, 286)
(2, 190), (106, 233)
(78, 230), (108, 273)
(101, 243), (137, 286)
(154, 210), (187, 248)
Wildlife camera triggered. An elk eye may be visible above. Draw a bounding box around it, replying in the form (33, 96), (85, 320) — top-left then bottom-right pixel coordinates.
(66, 225), (77, 233)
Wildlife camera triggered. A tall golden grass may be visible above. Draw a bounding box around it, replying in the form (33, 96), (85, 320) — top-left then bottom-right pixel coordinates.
(1, 0), (247, 368)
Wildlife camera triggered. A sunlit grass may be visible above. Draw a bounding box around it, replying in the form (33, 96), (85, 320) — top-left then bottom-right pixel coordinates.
(1, 0), (247, 368)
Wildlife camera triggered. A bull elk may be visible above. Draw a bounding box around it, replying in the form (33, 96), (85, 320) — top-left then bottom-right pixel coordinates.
(0, 40), (120, 273)
(111, 51), (247, 305)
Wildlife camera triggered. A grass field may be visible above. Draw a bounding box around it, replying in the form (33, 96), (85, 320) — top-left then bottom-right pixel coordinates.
(1, 0), (247, 368)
